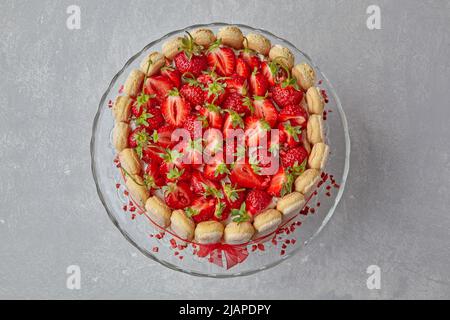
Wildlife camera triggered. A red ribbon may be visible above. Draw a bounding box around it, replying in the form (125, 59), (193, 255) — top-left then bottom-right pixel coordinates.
(196, 243), (249, 269)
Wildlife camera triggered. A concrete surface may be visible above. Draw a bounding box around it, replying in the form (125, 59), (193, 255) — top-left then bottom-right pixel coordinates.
(0, 0), (449, 299)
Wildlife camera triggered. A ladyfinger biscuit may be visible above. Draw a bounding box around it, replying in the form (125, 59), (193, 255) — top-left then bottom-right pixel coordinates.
(145, 196), (172, 228)
(170, 209), (195, 241)
(191, 28), (216, 48)
(162, 36), (184, 60)
(112, 95), (132, 122)
(306, 86), (325, 115)
(118, 148), (141, 175)
(292, 63), (316, 91)
(308, 142), (329, 170)
(253, 209), (282, 234)
(294, 169), (320, 195)
(307, 114), (324, 144)
(276, 192), (305, 218)
(244, 33), (271, 56)
(224, 222), (255, 245)
(194, 221), (224, 244)
(125, 174), (149, 207)
(139, 52), (165, 76)
(217, 26), (244, 49)
(113, 121), (130, 152)
(123, 69), (145, 97)
(269, 45), (295, 69)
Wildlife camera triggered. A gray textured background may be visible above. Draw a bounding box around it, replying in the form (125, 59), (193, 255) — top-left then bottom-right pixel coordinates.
(1, 0), (449, 299)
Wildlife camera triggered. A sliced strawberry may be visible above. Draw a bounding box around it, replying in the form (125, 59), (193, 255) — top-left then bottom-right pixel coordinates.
(278, 104), (308, 128)
(278, 121), (302, 147)
(249, 68), (268, 97)
(160, 66), (181, 89)
(183, 114), (206, 138)
(186, 196), (217, 223)
(155, 124), (175, 148)
(261, 61), (287, 87)
(203, 152), (230, 181)
(253, 96), (278, 127)
(134, 106), (164, 132)
(144, 161), (165, 190)
(191, 170), (220, 194)
(128, 126), (149, 149)
(160, 162), (191, 183)
(142, 143), (165, 164)
(267, 167), (295, 197)
(176, 138), (203, 168)
(207, 41), (236, 76)
(164, 182), (193, 209)
(235, 57), (251, 79)
(203, 128), (223, 157)
(131, 94), (158, 117)
(145, 75), (175, 103)
(203, 79), (227, 105)
(223, 110), (245, 139)
(239, 50), (261, 70)
(280, 146), (309, 169)
(245, 189), (272, 216)
(161, 88), (191, 127)
(197, 72), (214, 86)
(229, 160), (270, 190)
(221, 183), (246, 210)
(199, 103), (223, 129)
(224, 74), (248, 96)
(244, 116), (271, 148)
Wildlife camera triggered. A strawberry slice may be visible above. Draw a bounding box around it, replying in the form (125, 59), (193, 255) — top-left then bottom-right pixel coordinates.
(279, 104), (308, 128)
(244, 116), (271, 148)
(278, 121), (302, 147)
(223, 110), (245, 139)
(207, 40), (236, 76)
(186, 196), (217, 223)
(199, 103), (223, 129)
(249, 68), (268, 97)
(224, 75), (248, 96)
(221, 183), (246, 211)
(204, 79), (227, 105)
(163, 181), (193, 209)
(145, 75), (175, 103)
(203, 152), (230, 181)
(191, 170), (220, 194)
(155, 124), (175, 148)
(160, 66), (181, 89)
(229, 160), (270, 190)
(261, 61), (287, 87)
(267, 167), (295, 197)
(239, 50), (261, 70)
(143, 161), (165, 191)
(253, 96), (278, 127)
(236, 57), (251, 78)
(142, 143), (165, 164)
(245, 189), (272, 216)
(161, 88), (191, 127)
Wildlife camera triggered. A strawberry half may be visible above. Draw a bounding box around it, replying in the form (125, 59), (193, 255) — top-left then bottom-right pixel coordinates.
(235, 57), (251, 79)
(163, 181), (193, 209)
(244, 116), (271, 148)
(155, 124), (175, 148)
(253, 96), (278, 128)
(239, 50), (261, 70)
(199, 103), (223, 129)
(191, 170), (220, 194)
(186, 196), (217, 223)
(278, 121), (302, 147)
(249, 68), (268, 97)
(272, 82), (303, 108)
(145, 75), (175, 103)
(229, 160), (270, 190)
(203, 152), (230, 181)
(267, 167), (295, 197)
(161, 88), (191, 127)
(224, 74), (248, 96)
(245, 189), (272, 216)
(223, 110), (245, 139)
(279, 104), (308, 128)
(207, 40), (236, 76)
(160, 66), (181, 89)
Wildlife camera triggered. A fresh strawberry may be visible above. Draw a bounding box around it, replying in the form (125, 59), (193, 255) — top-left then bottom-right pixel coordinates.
(221, 183), (246, 210)
(163, 182), (193, 209)
(134, 106), (164, 132)
(280, 146), (309, 169)
(160, 66), (181, 89)
(155, 124), (175, 148)
(173, 34), (209, 77)
(222, 92), (250, 115)
(229, 160), (270, 190)
(244, 116), (271, 148)
(239, 50), (261, 70)
(278, 121), (302, 147)
(183, 114), (206, 138)
(144, 160), (165, 189)
(278, 104), (308, 127)
(211, 201), (229, 221)
(245, 189), (272, 216)
(191, 171), (220, 194)
(223, 110), (245, 139)
(199, 104), (223, 129)
(203, 79), (227, 105)
(249, 68), (268, 97)
(206, 40), (236, 76)
(203, 127), (223, 157)
(203, 152), (230, 181)
(224, 74), (248, 96)
(160, 162), (191, 183)
(235, 57), (251, 78)
(131, 94), (158, 117)
(261, 61), (287, 87)
(145, 75), (175, 103)
(176, 138), (203, 168)
(197, 72), (215, 86)
(186, 197), (217, 223)
(272, 82), (303, 108)
(267, 167), (295, 197)
(253, 96), (278, 127)
(142, 143), (165, 164)
(161, 88), (191, 127)
(128, 126), (149, 149)
(180, 80), (205, 106)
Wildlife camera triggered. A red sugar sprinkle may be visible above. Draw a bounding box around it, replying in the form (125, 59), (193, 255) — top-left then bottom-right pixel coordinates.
(118, 85), (124, 94)
(123, 190), (129, 196)
(152, 247), (159, 253)
(179, 256), (184, 260)
(257, 243), (265, 251)
(174, 251), (179, 256)
(316, 202), (321, 207)
(170, 239), (177, 248)
(326, 192), (331, 197)
(252, 245), (257, 252)
(291, 239), (297, 245)
(285, 239), (291, 244)
(122, 205), (127, 211)
(130, 207), (136, 212)
(310, 208), (315, 214)
(282, 244), (287, 249)
(326, 185), (331, 190)
(115, 183), (120, 189)
(131, 214), (136, 220)
(280, 250), (286, 255)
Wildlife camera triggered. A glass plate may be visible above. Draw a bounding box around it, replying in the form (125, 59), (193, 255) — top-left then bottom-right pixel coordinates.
(91, 23), (350, 277)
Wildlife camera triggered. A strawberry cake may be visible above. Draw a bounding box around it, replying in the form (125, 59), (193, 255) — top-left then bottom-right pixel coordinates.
(111, 26), (328, 245)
